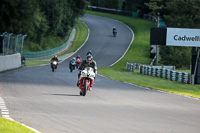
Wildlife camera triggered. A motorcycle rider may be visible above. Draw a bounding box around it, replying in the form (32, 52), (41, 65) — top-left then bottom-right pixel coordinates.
(77, 54), (97, 90)
(76, 55), (82, 68)
(69, 57), (76, 68)
(113, 27), (117, 33)
(51, 55), (59, 69)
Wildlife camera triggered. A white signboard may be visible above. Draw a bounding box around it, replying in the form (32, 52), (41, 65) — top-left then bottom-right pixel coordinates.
(166, 28), (200, 47)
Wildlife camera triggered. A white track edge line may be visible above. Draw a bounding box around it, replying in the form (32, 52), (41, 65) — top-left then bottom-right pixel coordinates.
(0, 97), (41, 133)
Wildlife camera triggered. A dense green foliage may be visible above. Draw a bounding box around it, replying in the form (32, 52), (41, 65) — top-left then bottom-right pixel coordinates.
(0, 0), (87, 51)
(89, 0), (151, 13)
(88, 0), (121, 9)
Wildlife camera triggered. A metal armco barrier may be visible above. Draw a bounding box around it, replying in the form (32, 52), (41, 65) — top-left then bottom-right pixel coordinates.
(126, 62), (190, 84)
(23, 28), (74, 59)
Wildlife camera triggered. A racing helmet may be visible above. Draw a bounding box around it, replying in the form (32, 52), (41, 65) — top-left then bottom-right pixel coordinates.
(54, 55), (57, 58)
(86, 55), (93, 62)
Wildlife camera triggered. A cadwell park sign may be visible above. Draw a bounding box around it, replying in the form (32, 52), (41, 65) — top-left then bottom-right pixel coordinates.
(150, 27), (200, 47)
(150, 27), (200, 84)
(167, 28), (200, 47)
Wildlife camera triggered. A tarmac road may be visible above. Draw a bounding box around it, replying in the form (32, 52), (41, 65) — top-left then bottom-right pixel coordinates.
(0, 14), (200, 133)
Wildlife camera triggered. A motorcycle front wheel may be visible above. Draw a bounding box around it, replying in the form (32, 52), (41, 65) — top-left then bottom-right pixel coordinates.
(82, 81), (89, 96)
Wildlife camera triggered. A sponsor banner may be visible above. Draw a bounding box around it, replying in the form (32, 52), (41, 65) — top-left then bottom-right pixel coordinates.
(166, 28), (200, 47)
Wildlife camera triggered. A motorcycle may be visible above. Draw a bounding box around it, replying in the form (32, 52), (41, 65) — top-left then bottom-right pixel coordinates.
(113, 30), (117, 37)
(76, 58), (81, 68)
(69, 59), (76, 72)
(51, 60), (58, 72)
(79, 67), (95, 96)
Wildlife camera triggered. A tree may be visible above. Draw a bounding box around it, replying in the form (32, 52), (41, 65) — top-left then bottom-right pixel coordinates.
(124, 0), (150, 13)
(0, 0), (38, 34)
(89, 0), (120, 9)
(159, 0), (200, 68)
(144, 0), (167, 17)
(164, 0), (200, 28)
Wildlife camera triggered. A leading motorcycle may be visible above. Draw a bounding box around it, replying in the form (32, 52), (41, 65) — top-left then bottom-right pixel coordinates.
(79, 67), (95, 96)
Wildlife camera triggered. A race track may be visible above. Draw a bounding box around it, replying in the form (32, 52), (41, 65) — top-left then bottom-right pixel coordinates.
(0, 14), (200, 133)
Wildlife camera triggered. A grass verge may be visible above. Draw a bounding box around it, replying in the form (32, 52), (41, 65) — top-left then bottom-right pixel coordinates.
(0, 117), (36, 133)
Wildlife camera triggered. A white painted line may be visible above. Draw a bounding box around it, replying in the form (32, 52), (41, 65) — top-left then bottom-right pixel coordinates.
(1, 112), (9, 115)
(1, 109), (9, 112)
(0, 106), (7, 110)
(0, 96), (41, 133)
(109, 19), (134, 67)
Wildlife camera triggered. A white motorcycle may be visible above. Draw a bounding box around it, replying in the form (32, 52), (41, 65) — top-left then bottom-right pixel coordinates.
(78, 67), (95, 96)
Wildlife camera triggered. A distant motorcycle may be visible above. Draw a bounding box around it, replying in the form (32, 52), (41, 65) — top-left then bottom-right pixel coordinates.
(51, 61), (58, 72)
(78, 67), (95, 96)
(69, 59), (76, 72)
(113, 30), (117, 37)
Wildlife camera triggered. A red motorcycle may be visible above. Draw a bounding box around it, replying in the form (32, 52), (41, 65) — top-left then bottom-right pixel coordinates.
(79, 67), (95, 96)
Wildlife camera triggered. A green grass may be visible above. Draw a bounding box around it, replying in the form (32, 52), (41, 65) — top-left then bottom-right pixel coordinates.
(86, 10), (200, 99)
(25, 60), (49, 66)
(0, 117), (36, 133)
(99, 68), (200, 99)
(65, 19), (88, 53)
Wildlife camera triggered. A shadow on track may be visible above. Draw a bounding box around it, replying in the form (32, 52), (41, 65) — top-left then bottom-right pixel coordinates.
(51, 94), (80, 97)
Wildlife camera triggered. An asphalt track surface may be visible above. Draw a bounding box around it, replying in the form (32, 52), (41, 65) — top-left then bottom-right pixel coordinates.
(0, 14), (200, 133)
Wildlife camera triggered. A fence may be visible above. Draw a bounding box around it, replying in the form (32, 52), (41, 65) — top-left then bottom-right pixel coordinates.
(88, 6), (139, 17)
(126, 62), (190, 84)
(1, 32), (27, 55)
(143, 14), (166, 27)
(23, 28), (75, 59)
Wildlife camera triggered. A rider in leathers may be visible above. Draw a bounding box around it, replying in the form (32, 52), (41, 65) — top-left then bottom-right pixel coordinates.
(77, 55), (97, 90)
(51, 55), (59, 69)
